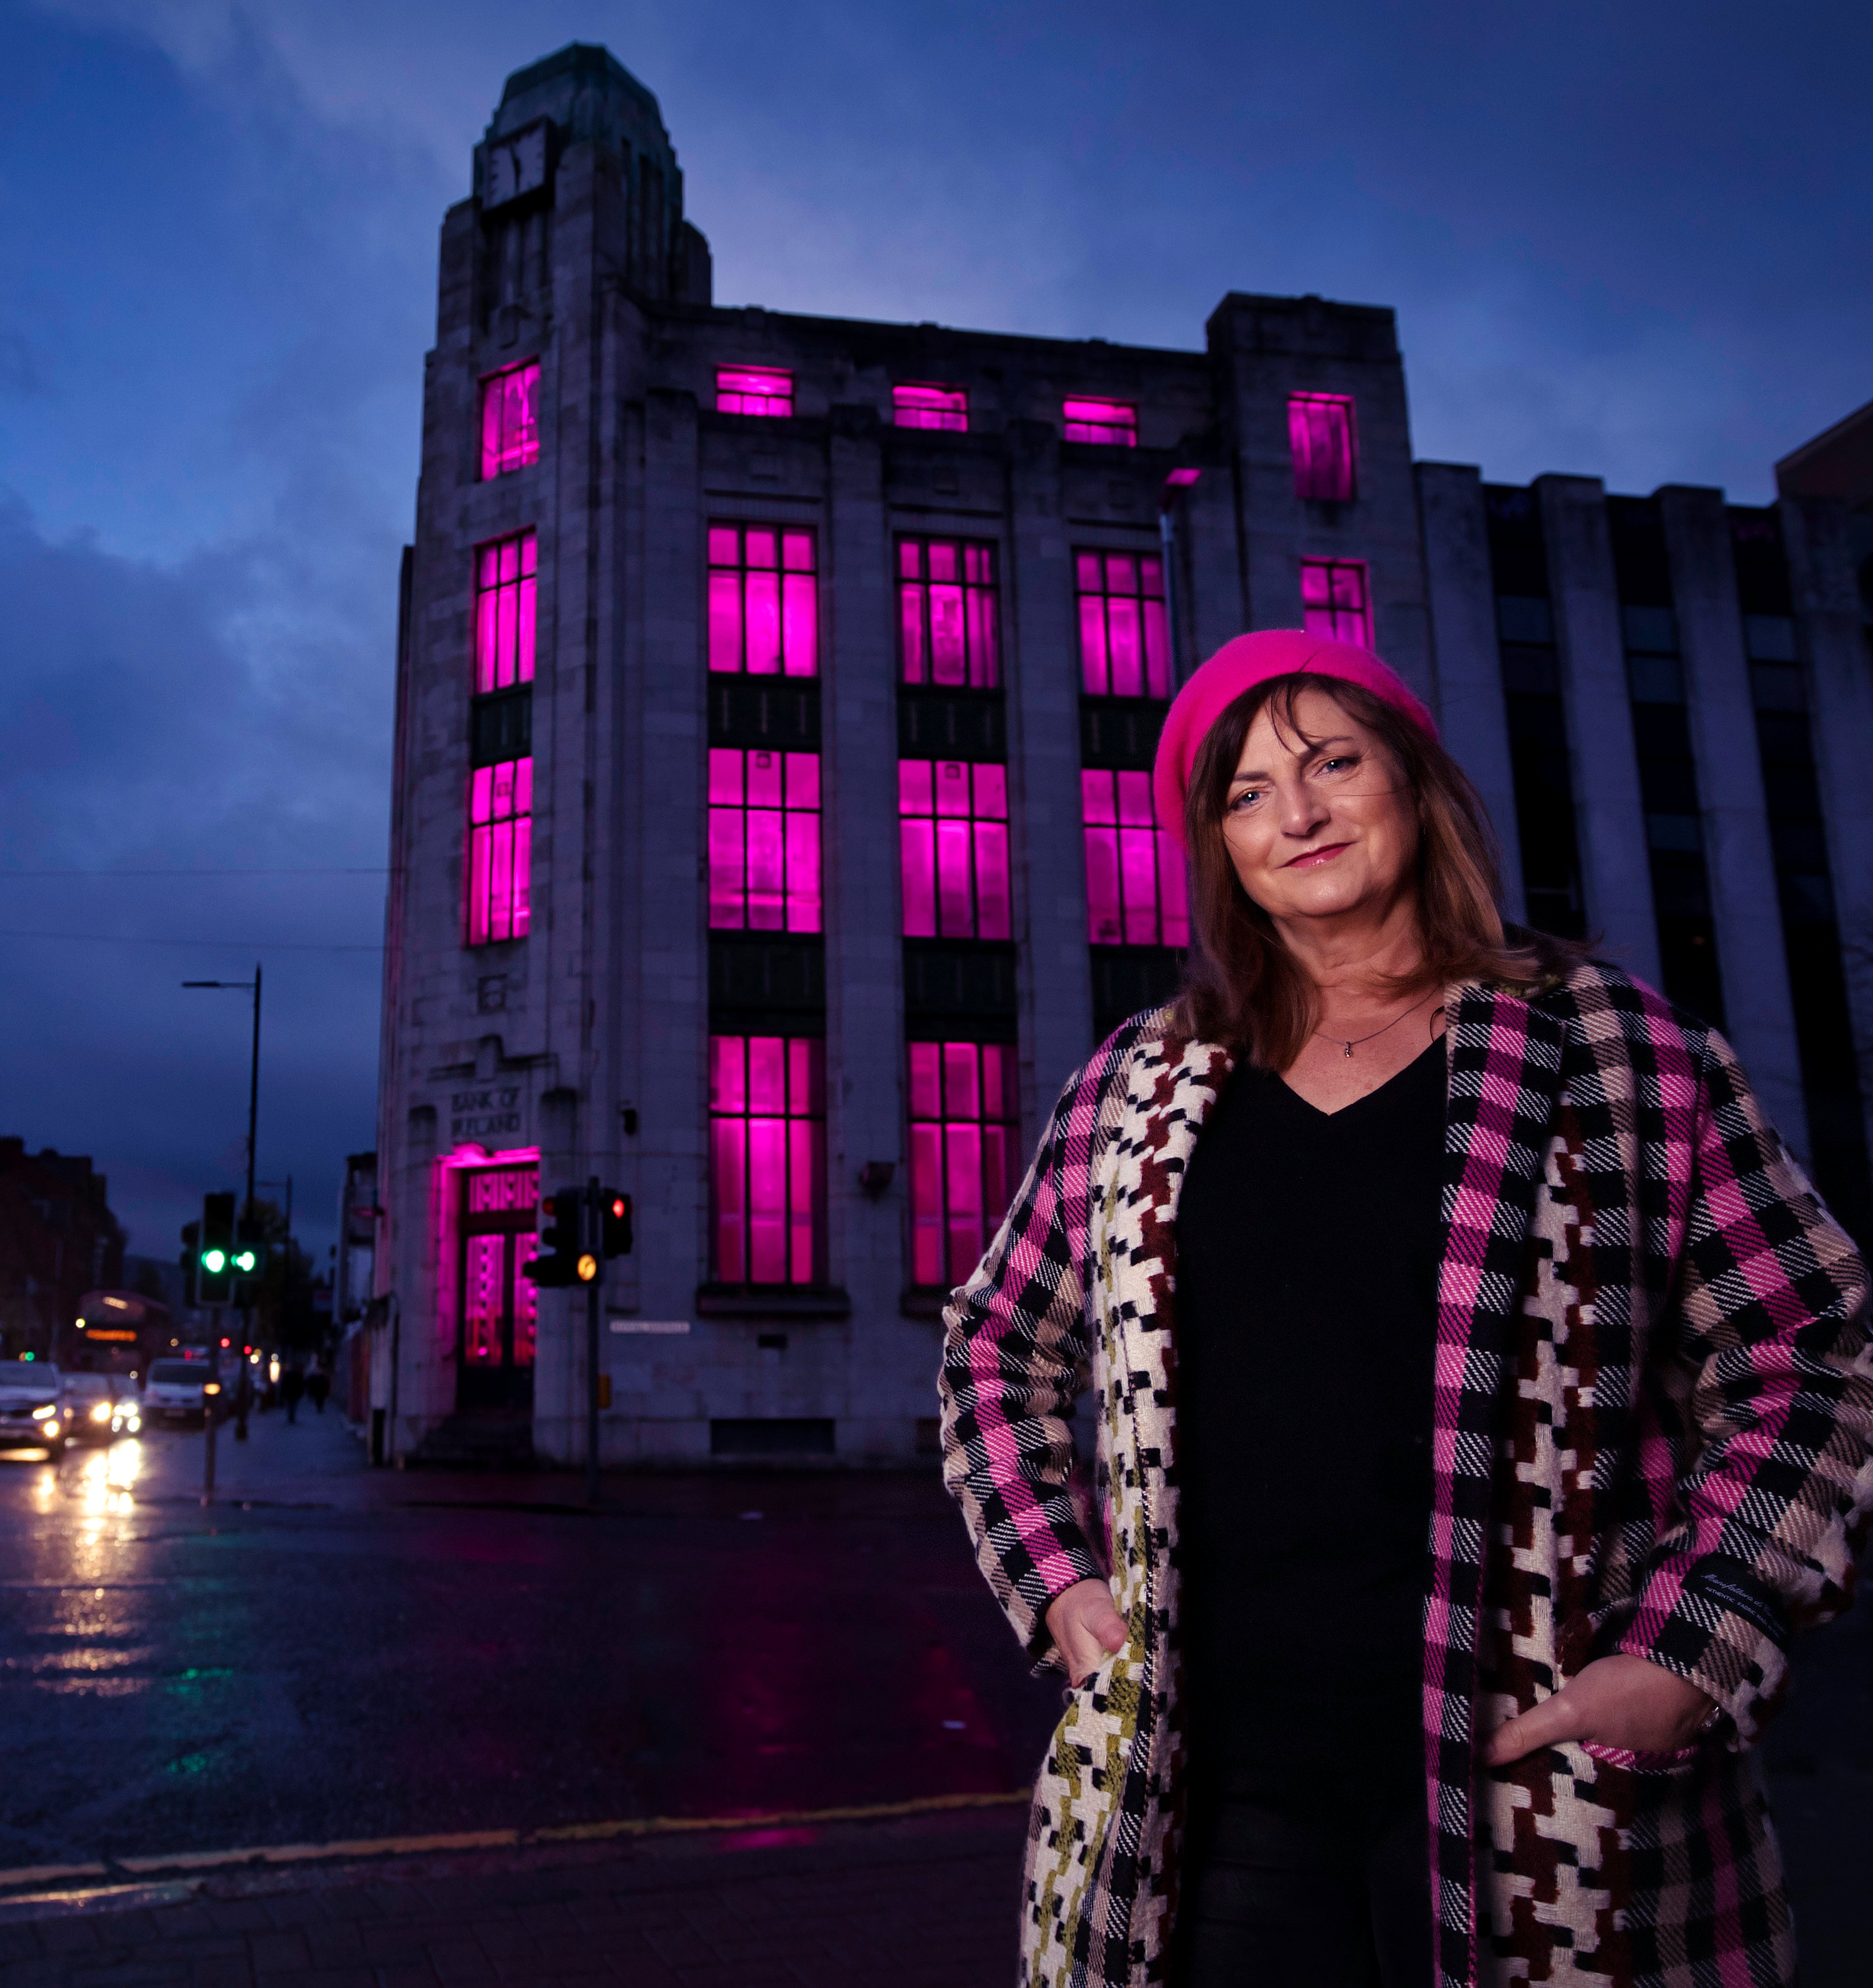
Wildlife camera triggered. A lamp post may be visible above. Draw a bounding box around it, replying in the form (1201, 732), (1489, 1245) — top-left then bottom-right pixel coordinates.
(184, 964), (262, 1447)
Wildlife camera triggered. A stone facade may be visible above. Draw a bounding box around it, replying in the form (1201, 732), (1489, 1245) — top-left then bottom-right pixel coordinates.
(372, 44), (1873, 1464)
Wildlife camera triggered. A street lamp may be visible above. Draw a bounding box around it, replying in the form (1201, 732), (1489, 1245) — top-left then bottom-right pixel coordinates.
(184, 963), (262, 1448)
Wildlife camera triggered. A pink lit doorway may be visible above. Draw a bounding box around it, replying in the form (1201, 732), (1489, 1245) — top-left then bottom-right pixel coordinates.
(456, 1161), (540, 1411)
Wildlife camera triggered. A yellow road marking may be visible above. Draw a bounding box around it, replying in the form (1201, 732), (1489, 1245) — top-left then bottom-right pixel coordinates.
(0, 1790), (1031, 1895)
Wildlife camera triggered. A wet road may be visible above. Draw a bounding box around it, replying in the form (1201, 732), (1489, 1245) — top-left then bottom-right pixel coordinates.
(0, 1408), (1060, 1872)
(2, 1408), (1868, 1971)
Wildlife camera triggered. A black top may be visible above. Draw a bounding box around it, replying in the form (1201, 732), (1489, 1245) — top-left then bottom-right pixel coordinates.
(1174, 1037), (1446, 1820)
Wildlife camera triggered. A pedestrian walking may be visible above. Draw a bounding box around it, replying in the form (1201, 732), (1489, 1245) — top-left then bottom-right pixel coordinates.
(280, 1362), (305, 1425)
(306, 1365), (330, 1415)
(939, 629), (1873, 1988)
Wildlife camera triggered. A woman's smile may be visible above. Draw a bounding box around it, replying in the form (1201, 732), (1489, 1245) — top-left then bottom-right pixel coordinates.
(1283, 841), (1352, 868)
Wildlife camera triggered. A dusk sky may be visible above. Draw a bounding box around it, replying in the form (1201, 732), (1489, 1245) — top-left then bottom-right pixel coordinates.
(1, 0), (1867, 1269)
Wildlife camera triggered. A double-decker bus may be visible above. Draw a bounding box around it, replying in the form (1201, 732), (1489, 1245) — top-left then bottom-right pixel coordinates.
(60, 1291), (174, 1377)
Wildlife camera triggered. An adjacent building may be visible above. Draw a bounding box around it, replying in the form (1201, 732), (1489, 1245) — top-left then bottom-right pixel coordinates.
(0, 1139), (126, 1359)
(371, 42), (1873, 1465)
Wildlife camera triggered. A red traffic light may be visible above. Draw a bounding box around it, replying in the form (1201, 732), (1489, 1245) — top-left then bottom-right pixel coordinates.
(220, 1337), (231, 1348)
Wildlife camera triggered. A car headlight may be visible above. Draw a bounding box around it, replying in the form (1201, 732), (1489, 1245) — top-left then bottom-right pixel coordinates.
(30, 1404), (56, 1420)
(91, 1402), (112, 1422)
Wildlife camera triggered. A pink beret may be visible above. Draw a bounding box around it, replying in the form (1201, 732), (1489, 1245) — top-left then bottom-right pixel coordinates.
(1152, 629), (1437, 850)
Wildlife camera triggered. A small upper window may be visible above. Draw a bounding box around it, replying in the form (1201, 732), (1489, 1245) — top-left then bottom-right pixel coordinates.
(894, 383), (968, 432)
(480, 361), (540, 479)
(717, 366), (793, 418)
(1063, 397), (1137, 447)
(1299, 558), (1372, 649)
(1287, 393), (1356, 502)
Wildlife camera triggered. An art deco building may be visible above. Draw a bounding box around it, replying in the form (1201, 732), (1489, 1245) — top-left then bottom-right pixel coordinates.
(372, 43), (1873, 1464)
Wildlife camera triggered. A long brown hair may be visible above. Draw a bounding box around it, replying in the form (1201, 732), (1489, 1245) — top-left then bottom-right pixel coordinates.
(1175, 672), (1583, 1064)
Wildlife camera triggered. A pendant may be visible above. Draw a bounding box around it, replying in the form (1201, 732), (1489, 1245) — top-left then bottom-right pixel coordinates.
(1342, 1042), (1354, 1058)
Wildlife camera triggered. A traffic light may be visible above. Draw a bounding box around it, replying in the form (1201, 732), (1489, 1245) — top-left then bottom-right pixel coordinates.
(601, 1190), (632, 1260)
(525, 1186), (584, 1288)
(198, 1193), (236, 1303)
(231, 1217), (267, 1304)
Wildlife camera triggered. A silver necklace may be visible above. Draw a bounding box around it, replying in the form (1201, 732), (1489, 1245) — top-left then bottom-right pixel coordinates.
(1312, 995), (1429, 1060)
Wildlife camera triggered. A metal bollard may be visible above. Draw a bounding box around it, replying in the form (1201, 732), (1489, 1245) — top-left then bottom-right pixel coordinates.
(202, 1382), (222, 1506)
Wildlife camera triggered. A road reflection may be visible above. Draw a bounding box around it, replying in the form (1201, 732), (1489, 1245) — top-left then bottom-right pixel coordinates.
(76, 1437), (144, 1514)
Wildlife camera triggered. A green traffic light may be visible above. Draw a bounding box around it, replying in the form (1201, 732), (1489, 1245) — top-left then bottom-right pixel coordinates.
(232, 1249), (258, 1274)
(202, 1248), (228, 1274)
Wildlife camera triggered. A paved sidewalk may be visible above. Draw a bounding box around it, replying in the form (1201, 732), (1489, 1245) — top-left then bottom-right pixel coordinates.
(0, 1808), (1029, 1988)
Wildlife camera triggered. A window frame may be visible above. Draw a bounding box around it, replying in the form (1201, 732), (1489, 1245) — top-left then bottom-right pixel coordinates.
(893, 382), (968, 432)
(479, 360), (541, 480)
(1286, 392), (1357, 503)
(1063, 397), (1138, 447)
(1298, 557), (1373, 649)
(473, 530), (538, 694)
(707, 523), (819, 678)
(707, 746), (823, 935)
(897, 536), (1001, 690)
(708, 1033), (827, 1288)
(899, 757), (1012, 942)
(906, 1040), (1020, 1290)
(1081, 767), (1187, 949)
(715, 366), (794, 418)
(466, 754), (533, 946)
(1073, 548), (1172, 699)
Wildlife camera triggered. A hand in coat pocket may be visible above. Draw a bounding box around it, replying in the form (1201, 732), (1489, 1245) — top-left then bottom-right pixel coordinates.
(1482, 1653), (1716, 1767)
(1047, 1578), (1128, 1686)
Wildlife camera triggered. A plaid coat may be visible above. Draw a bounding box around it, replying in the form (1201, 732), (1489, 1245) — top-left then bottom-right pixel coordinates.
(938, 963), (1873, 1988)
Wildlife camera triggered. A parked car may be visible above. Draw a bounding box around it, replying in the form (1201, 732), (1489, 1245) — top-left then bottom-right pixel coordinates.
(0, 1361), (69, 1458)
(143, 1355), (215, 1425)
(63, 1372), (122, 1445)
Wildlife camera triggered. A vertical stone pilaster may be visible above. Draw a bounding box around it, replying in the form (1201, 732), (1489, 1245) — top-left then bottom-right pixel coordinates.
(1657, 487), (1807, 1153)
(824, 407), (905, 1332)
(1781, 494), (1873, 1164)
(632, 388), (708, 1333)
(1417, 463), (1524, 920)
(1180, 471), (1248, 671)
(1537, 476), (1662, 984)
(1006, 421), (1094, 1129)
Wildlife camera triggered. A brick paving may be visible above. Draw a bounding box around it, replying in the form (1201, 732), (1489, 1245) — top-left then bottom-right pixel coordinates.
(0, 1809), (1028, 1988)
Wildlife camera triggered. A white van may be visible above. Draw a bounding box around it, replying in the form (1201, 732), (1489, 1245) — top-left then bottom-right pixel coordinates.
(144, 1355), (215, 1424)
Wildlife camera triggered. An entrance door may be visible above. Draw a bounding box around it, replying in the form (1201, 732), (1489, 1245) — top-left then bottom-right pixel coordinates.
(457, 1163), (539, 1411)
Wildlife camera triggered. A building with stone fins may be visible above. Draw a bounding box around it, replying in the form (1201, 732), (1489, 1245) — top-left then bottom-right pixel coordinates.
(372, 42), (1873, 1465)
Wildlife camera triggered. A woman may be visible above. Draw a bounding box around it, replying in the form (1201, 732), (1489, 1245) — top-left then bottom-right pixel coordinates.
(939, 630), (1873, 1988)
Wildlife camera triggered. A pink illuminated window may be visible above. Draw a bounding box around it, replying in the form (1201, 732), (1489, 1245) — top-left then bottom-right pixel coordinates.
(1300, 558), (1373, 648)
(709, 1035), (826, 1286)
(907, 1041), (1019, 1289)
(898, 538), (999, 689)
(480, 361), (540, 479)
(894, 383), (968, 432)
(468, 756), (532, 944)
(708, 748), (822, 933)
(474, 532), (537, 693)
(707, 524), (818, 676)
(1075, 550), (1171, 699)
(900, 759), (1011, 941)
(1063, 397), (1137, 447)
(716, 366), (793, 417)
(1287, 393), (1357, 502)
(1082, 768), (1187, 948)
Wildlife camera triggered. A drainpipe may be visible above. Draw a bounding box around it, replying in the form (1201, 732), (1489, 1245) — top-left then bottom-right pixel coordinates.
(386, 1292), (402, 1466)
